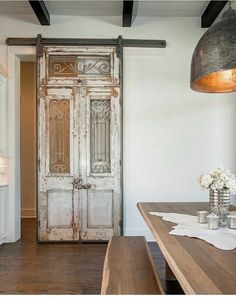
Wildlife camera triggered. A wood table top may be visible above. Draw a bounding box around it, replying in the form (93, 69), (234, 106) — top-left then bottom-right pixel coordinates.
(137, 202), (236, 295)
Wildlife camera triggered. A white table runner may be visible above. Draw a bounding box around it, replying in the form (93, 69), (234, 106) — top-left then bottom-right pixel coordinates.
(149, 212), (236, 250)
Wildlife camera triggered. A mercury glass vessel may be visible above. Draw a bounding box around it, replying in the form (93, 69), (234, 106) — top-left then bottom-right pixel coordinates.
(209, 189), (230, 227)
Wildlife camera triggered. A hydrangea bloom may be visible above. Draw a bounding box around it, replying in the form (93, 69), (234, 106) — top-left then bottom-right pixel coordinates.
(199, 167), (236, 193)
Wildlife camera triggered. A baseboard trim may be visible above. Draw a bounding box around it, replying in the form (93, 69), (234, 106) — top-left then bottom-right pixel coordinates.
(21, 208), (36, 218)
(0, 232), (6, 245)
(124, 228), (154, 241)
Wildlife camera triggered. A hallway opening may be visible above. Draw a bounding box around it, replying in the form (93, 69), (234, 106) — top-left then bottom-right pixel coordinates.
(20, 61), (37, 234)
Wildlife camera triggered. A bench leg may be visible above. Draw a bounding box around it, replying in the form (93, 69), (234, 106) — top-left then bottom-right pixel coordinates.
(165, 260), (176, 281)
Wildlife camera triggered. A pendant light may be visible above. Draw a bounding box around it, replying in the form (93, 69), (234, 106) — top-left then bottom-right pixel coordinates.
(191, 2), (236, 93)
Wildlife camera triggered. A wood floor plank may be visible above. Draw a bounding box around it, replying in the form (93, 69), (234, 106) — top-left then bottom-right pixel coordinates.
(0, 219), (183, 294)
(0, 219), (107, 294)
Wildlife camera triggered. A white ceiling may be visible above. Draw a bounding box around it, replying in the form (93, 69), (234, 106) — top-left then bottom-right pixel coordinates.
(0, 0), (235, 17)
(137, 1), (209, 17)
(0, 1), (32, 14)
(44, 1), (210, 17)
(45, 0), (123, 16)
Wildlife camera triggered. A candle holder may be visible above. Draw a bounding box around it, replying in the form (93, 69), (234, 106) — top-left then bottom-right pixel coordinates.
(197, 210), (209, 224)
(207, 213), (219, 230)
(228, 212), (236, 229)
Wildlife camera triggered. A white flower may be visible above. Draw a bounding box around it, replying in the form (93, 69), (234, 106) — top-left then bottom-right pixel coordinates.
(199, 174), (213, 191)
(228, 179), (236, 194)
(198, 167), (236, 193)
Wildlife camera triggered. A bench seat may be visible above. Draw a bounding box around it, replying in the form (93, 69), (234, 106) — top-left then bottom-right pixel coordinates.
(101, 236), (164, 295)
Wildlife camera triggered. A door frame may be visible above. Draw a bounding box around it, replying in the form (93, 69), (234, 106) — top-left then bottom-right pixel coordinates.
(7, 45), (124, 242)
(7, 46), (36, 242)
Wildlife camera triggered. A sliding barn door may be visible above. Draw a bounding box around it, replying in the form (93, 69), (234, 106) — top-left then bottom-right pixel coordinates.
(38, 46), (122, 241)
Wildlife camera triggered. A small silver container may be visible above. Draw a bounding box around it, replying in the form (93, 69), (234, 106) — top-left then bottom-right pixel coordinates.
(197, 210), (209, 224)
(207, 213), (219, 230)
(227, 214), (236, 229)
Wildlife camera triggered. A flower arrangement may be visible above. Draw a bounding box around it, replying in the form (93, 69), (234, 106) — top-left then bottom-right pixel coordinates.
(199, 167), (236, 193)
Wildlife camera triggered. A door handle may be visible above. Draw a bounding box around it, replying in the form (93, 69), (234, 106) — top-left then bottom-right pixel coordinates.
(72, 178), (95, 190)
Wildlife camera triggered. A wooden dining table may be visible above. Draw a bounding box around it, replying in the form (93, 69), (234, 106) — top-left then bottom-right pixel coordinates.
(137, 202), (236, 295)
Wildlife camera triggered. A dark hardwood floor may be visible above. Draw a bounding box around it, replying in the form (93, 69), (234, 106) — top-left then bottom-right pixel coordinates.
(0, 219), (183, 294)
(150, 243), (184, 295)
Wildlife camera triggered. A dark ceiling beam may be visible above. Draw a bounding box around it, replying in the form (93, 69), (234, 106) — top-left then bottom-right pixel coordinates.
(123, 0), (134, 27)
(28, 0), (50, 26)
(201, 0), (228, 28)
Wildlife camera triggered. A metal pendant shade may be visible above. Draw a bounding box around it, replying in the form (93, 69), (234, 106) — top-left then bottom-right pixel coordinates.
(191, 7), (236, 93)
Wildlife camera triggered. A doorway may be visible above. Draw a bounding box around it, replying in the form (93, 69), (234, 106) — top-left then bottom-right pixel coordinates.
(20, 61), (37, 235)
(7, 45), (122, 243)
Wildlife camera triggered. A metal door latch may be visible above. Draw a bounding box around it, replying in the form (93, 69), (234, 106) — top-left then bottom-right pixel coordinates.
(72, 178), (95, 190)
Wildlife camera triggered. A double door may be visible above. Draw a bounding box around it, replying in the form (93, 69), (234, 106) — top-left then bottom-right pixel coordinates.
(38, 46), (122, 241)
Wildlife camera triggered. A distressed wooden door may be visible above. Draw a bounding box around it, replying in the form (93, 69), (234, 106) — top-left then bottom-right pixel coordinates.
(38, 46), (122, 242)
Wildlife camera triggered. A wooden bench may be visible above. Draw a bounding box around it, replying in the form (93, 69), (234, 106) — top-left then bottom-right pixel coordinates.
(101, 236), (164, 295)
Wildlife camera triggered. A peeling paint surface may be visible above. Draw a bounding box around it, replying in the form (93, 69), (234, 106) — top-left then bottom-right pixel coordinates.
(38, 46), (122, 241)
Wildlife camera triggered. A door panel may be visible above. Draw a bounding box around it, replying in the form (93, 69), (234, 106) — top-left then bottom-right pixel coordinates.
(80, 87), (121, 240)
(87, 190), (113, 228)
(90, 99), (111, 174)
(45, 47), (119, 86)
(38, 46), (122, 242)
(38, 86), (80, 241)
(47, 190), (73, 227)
(48, 99), (70, 174)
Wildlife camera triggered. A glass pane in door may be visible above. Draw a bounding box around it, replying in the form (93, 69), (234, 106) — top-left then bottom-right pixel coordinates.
(49, 99), (70, 174)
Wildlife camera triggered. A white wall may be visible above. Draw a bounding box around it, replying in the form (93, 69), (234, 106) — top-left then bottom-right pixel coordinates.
(0, 186), (8, 244)
(0, 14), (235, 240)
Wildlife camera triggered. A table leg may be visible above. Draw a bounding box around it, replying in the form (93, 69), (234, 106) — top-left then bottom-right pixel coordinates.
(165, 260), (176, 281)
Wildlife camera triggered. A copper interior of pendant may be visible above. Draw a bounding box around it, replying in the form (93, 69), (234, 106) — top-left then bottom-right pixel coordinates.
(191, 68), (236, 93)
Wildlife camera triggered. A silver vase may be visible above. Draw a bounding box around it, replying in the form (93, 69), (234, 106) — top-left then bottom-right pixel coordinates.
(209, 189), (220, 215)
(209, 189), (230, 227)
(219, 189), (231, 227)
